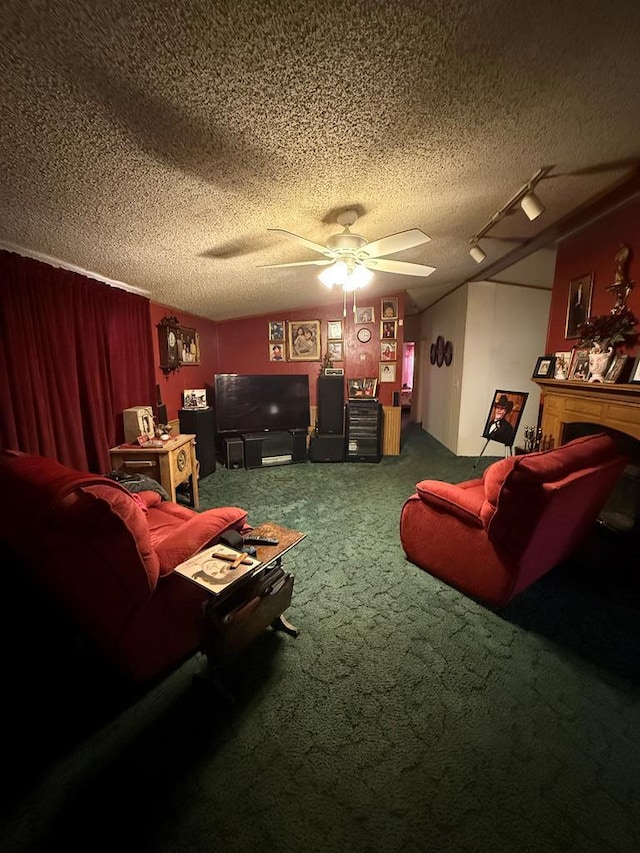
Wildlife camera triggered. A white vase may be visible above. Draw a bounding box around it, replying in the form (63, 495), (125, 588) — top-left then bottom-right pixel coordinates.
(588, 345), (613, 382)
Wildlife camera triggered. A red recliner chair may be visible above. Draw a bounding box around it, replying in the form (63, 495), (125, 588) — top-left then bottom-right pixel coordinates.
(0, 450), (248, 682)
(400, 433), (627, 607)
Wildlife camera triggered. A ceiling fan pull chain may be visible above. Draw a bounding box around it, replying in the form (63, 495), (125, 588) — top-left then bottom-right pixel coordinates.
(343, 289), (347, 318)
(353, 287), (357, 315)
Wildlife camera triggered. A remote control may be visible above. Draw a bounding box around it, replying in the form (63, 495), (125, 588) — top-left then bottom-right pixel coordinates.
(243, 535), (279, 546)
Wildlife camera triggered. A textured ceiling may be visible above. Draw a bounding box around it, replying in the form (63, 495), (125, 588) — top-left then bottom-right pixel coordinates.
(1, 0), (640, 320)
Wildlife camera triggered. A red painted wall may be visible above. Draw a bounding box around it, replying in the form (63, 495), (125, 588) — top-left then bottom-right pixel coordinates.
(214, 292), (405, 407)
(546, 197), (640, 356)
(150, 290), (405, 419)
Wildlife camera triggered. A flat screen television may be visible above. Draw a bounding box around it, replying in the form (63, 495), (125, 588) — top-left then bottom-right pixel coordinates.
(212, 374), (311, 435)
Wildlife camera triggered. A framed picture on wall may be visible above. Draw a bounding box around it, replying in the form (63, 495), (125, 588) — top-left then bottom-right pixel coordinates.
(565, 273), (593, 339)
(327, 340), (344, 362)
(287, 320), (321, 361)
(380, 320), (397, 339)
(379, 362), (397, 383)
(178, 327), (200, 365)
(327, 319), (343, 340)
(381, 297), (398, 319)
(380, 341), (397, 362)
(355, 306), (375, 324)
(269, 320), (285, 341)
(269, 342), (285, 362)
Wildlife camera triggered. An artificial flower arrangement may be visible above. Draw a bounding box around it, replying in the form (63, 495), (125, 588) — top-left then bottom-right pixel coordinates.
(577, 305), (638, 351)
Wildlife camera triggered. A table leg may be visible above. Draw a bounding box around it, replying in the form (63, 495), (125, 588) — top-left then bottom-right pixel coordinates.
(272, 613), (299, 637)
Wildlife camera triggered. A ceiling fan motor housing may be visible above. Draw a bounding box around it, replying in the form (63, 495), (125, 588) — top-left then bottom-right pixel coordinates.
(326, 231), (367, 252)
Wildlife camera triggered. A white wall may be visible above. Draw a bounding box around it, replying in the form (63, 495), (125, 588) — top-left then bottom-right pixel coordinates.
(417, 284), (467, 449)
(418, 281), (551, 456)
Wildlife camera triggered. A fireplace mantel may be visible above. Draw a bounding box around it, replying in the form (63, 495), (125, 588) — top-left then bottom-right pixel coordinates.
(534, 378), (640, 444)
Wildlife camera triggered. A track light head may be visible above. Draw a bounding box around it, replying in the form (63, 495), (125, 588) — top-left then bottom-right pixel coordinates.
(520, 191), (545, 221)
(470, 244), (486, 264)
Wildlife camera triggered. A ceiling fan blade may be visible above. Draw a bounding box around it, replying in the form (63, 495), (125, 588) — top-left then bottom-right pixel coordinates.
(258, 259), (335, 269)
(268, 228), (333, 257)
(363, 258), (436, 277)
(359, 229), (431, 259)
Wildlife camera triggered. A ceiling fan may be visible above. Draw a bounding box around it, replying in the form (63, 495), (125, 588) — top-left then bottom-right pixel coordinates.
(259, 209), (436, 291)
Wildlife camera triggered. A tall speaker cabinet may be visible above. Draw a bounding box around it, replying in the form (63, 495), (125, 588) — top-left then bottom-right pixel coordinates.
(346, 400), (382, 463)
(178, 407), (216, 477)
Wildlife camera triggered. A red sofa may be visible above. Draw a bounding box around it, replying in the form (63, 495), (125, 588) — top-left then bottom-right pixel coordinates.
(400, 433), (627, 607)
(0, 450), (248, 683)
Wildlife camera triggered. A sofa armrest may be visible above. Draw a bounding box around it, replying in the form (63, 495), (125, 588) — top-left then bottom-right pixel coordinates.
(415, 479), (485, 527)
(154, 506), (249, 575)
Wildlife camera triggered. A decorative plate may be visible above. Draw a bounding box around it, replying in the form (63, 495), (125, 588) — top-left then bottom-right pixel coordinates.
(436, 335), (445, 367)
(444, 340), (453, 366)
(430, 343), (436, 364)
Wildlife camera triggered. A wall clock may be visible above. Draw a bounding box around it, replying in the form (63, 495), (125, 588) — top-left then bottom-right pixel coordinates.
(157, 316), (181, 374)
(357, 327), (372, 343)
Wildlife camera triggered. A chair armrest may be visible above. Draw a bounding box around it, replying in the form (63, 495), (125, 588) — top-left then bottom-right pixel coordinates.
(415, 479), (485, 527)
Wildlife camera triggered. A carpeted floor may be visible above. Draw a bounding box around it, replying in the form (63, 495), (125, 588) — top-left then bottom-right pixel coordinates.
(3, 424), (640, 852)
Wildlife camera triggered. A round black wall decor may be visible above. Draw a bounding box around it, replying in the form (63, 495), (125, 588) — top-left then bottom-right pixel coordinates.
(430, 342), (436, 364)
(436, 335), (445, 367)
(444, 340), (453, 366)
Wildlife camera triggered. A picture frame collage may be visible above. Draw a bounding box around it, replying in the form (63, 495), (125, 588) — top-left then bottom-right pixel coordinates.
(532, 348), (638, 384)
(268, 320), (322, 362)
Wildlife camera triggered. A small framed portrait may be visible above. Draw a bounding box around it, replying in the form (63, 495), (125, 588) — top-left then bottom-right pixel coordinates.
(380, 341), (397, 362)
(269, 342), (285, 362)
(381, 297), (398, 319)
(554, 351), (572, 380)
(568, 347), (591, 381)
(327, 319), (343, 340)
(288, 320), (321, 361)
(379, 362), (397, 383)
(604, 354), (628, 384)
(178, 327), (200, 365)
(565, 273), (593, 339)
(327, 340), (344, 362)
(481, 390), (528, 447)
(183, 388), (208, 409)
(381, 319), (397, 340)
(269, 320), (285, 341)
(532, 355), (555, 379)
(347, 378), (377, 398)
(355, 306), (374, 324)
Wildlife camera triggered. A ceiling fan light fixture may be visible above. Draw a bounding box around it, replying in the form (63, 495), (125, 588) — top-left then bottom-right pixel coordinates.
(520, 191), (545, 221)
(318, 260), (349, 289)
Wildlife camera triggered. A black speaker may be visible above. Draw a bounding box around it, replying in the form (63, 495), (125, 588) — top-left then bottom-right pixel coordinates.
(309, 434), (344, 462)
(392, 391), (400, 407)
(178, 407), (216, 476)
(317, 375), (345, 434)
(156, 403), (168, 424)
(225, 437), (244, 470)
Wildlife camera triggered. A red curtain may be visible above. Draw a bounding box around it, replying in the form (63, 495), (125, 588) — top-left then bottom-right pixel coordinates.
(0, 251), (156, 473)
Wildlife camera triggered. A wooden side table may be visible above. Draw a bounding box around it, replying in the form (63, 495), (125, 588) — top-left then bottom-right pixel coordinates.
(109, 433), (199, 507)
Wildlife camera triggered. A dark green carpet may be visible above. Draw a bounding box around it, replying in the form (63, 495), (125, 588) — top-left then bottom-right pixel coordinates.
(3, 424), (640, 852)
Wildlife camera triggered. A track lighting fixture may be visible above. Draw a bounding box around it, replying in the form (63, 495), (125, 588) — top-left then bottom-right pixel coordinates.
(468, 166), (553, 263)
(469, 243), (487, 264)
(520, 191), (545, 221)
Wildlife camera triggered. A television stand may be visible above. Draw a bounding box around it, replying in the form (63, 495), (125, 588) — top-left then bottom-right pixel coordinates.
(242, 429), (307, 469)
